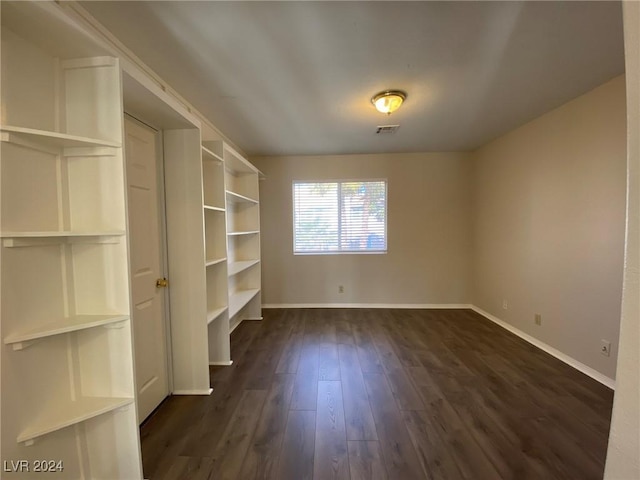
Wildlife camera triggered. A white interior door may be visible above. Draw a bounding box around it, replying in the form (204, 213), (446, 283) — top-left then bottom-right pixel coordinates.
(124, 115), (170, 422)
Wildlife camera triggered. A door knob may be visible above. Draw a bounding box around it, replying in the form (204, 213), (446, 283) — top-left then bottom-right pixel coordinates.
(156, 278), (169, 288)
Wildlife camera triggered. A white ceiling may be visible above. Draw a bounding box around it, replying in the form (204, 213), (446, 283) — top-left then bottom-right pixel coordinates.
(81, 1), (624, 156)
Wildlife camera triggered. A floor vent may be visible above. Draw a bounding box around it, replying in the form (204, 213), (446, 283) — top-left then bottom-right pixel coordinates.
(375, 124), (400, 134)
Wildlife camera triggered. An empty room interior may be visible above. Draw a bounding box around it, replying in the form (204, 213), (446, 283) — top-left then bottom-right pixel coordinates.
(1, 1), (639, 479)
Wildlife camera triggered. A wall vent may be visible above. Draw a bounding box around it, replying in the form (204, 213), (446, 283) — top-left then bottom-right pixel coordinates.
(375, 125), (400, 134)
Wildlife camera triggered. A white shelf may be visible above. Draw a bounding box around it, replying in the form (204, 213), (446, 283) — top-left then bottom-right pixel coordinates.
(1, 125), (120, 149)
(228, 259), (260, 277)
(204, 205), (225, 212)
(205, 257), (227, 267)
(207, 306), (228, 325)
(202, 145), (228, 163)
(227, 230), (260, 236)
(201, 145), (223, 163)
(224, 145), (259, 175)
(0, 230), (125, 238)
(226, 190), (258, 204)
(4, 314), (129, 348)
(228, 289), (260, 318)
(1, 231), (125, 247)
(17, 396), (134, 444)
(0, 230), (124, 238)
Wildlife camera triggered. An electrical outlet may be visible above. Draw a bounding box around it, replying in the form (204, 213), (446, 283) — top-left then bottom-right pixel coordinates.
(534, 314), (542, 326)
(502, 299), (508, 310)
(600, 340), (611, 357)
(338, 285), (344, 294)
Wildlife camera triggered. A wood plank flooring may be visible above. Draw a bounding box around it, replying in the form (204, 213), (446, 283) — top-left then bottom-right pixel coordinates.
(140, 308), (614, 480)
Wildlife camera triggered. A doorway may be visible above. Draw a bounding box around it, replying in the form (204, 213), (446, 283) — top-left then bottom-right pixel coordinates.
(124, 114), (170, 422)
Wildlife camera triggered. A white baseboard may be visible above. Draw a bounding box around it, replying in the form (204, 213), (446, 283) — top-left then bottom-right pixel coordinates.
(262, 303), (472, 309)
(470, 306), (615, 390)
(172, 388), (213, 395)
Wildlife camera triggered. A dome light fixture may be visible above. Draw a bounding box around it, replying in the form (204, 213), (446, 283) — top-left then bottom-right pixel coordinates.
(371, 90), (407, 115)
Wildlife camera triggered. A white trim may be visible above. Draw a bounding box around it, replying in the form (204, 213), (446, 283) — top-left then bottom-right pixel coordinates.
(470, 306), (615, 390)
(209, 361), (233, 366)
(172, 389), (213, 396)
(262, 303), (472, 309)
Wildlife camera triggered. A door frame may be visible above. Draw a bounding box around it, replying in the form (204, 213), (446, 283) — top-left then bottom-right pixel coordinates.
(124, 111), (175, 395)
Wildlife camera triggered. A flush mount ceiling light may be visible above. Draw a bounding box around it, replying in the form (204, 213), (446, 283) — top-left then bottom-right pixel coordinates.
(371, 90), (407, 115)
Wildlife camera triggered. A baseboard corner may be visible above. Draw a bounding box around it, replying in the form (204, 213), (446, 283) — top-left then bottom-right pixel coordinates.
(470, 305), (615, 390)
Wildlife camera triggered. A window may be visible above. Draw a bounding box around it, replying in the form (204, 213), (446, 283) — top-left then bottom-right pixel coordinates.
(293, 180), (387, 254)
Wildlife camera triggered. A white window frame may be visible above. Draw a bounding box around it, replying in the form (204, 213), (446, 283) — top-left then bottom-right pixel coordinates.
(292, 179), (388, 255)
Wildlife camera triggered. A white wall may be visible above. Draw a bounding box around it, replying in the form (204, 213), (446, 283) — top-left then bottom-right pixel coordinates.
(472, 75), (627, 381)
(605, 1), (640, 477)
(251, 152), (473, 306)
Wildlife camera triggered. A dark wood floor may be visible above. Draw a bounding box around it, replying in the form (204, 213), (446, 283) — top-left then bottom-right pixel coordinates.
(140, 308), (613, 480)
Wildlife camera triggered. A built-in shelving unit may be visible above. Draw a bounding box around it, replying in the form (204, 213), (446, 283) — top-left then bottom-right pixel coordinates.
(202, 140), (231, 365)
(224, 144), (263, 332)
(197, 140), (264, 361)
(1, 2), (142, 477)
(2, 1), (264, 473)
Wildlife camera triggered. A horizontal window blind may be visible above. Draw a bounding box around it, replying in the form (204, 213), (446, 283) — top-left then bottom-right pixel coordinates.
(293, 180), (387, 254)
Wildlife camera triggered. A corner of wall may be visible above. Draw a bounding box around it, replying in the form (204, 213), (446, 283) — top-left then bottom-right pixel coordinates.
(469, 74), (627, 382)
(604, 2), (640, 477)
